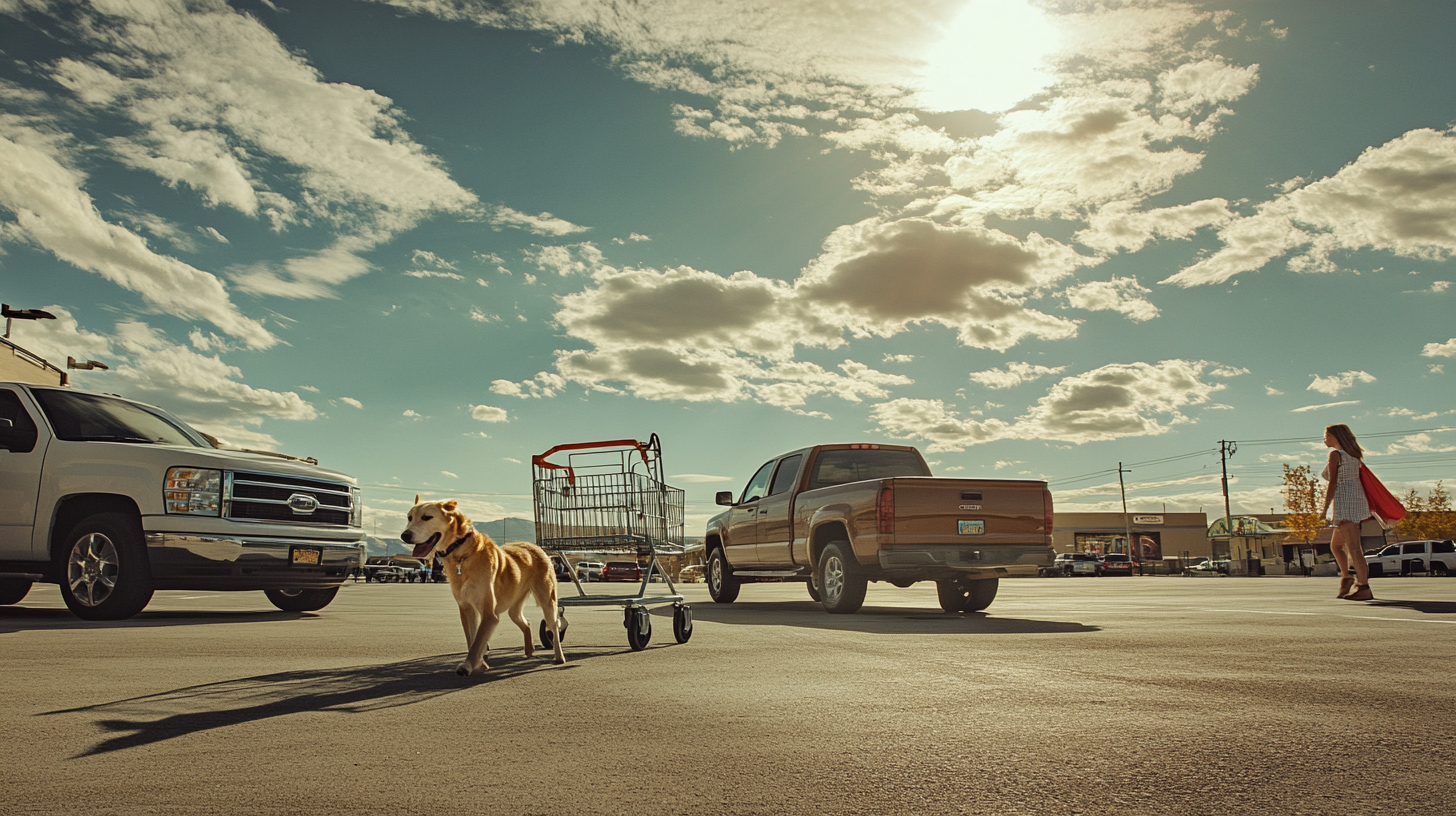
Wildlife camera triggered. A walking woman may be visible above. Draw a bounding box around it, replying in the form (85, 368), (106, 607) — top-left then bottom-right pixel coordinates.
(1322, 424), (1373, 601)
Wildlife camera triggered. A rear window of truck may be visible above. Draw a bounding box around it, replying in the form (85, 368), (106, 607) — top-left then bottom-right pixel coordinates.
(806, 449), (929, 490)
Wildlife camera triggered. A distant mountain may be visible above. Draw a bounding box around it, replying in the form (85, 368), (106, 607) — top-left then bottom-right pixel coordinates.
(362, 535), (412, 557)
(476, 517), (536, 543)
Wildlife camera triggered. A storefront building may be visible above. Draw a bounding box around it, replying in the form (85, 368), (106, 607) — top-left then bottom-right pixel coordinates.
(1052, 512), (1211, 561)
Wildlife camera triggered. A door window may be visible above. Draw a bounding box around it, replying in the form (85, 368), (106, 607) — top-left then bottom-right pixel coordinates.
(0, 390), (38, 453)
(739, 461), (775, 504)
(1403, 543), (1426, 555)
(768, 454), (803, 496)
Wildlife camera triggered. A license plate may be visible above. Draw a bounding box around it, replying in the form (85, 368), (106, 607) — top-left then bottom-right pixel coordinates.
(957, 520), (985, 536)
(291, 547), (322, 565)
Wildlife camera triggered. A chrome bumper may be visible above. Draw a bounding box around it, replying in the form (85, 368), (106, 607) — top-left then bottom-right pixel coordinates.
(144, 532), (364, 590)
(877, 544), (1053, 577)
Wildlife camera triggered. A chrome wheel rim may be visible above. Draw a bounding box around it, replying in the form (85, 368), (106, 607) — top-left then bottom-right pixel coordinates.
(68, 533), (119, 607)
(709, 556), (723, 594)
(276, 589), (304, 598)
(823, 555), (845, 604)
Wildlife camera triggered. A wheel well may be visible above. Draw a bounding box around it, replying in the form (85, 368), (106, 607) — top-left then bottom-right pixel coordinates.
(49, 494), (143, 561)
(809, 522), (850, 567)
(704, 534), (724, 562)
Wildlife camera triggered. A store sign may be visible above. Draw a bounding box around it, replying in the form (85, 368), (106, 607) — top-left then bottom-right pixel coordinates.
(1132, 515), (1164, 525)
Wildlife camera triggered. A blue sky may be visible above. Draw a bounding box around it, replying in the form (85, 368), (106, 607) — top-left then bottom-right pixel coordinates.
(3, 0), (1454, 537)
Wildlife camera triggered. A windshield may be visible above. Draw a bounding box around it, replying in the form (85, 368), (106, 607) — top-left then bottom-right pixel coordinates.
(32, 389), (205, 447)
(806, 449), (929, 490)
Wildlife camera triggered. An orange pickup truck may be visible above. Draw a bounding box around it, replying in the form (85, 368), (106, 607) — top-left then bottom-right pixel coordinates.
(703, 443), (1054, 614)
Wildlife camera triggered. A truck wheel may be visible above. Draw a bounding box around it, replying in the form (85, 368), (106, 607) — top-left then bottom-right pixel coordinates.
(1433, 562), (1449, 577)
(58, 512), (155, 621)
(0, 578), (32, 606)
(707, 548), (739, 604)
(937, 576), (999, 613)
(264, 587), (339, 612)
(1368, 564), (1384, 578)
(806, 576), (822, 602)
(817, 541), (867, 614)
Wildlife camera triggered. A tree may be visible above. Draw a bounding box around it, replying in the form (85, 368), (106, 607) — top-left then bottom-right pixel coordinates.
(1397, 482), (1455, 541)
(1281, 464), (1324, 546)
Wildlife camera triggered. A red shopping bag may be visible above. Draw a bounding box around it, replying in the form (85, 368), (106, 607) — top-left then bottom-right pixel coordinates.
(1359, 463), (1406, 522)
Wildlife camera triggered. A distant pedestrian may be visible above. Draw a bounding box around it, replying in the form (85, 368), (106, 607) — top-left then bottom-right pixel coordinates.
(1322, 424), (1372, 601)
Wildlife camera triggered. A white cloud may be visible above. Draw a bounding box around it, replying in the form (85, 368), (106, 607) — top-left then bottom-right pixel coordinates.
(441, 470), (458, 478)
(490, 373), (565, 399)
(670, 474), (733, 483)
(1165, 128), (1456, 286)
(340, 397), (363, 409)
(403, 409), (422, 418)
(523, 242), (614, 277)
(1064, 276), (1159, 322)
(1380, 432), (1456, 455)
(874, 359), (1226, 451)
(1307, 370), (1375, 396)
(469, 307), (501, 323)
(968, 362), (1065, 389)
(486, 205), (588, 236)
(1422, 338), (1456, 358)
(883, 354), (914, 363)
(1265, 385), (1284, 396)
(412, 250), (456, 270)
(469, 405), (509, 423)
(1290, 400), (1360, 413)
(404, 270), (464, 280)
(1209, 366), (1249, 378)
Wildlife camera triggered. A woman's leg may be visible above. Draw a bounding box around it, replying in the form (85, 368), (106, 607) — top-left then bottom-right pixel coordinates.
(1329, 531), (1351, 594)
(1336, 521), (1368, 584)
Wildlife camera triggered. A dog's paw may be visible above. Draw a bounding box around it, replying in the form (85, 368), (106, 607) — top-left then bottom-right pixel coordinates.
(455, 662), (471, 676)
(553, 655), (566, 665)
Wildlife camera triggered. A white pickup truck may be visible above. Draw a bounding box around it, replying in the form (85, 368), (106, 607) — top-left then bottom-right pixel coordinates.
(0, 382), (365, 619)
(1365, 540), (1456, 577)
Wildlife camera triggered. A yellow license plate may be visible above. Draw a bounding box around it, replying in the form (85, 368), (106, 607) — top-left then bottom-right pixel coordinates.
(958, 520), (985, 535)
(291, 548), (322, 565)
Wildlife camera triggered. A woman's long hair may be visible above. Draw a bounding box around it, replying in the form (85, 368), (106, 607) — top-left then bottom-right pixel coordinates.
(1326, 424), (1363, 459)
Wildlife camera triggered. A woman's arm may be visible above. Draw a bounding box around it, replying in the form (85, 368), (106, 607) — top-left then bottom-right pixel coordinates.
(1321, 449), (1340, 521)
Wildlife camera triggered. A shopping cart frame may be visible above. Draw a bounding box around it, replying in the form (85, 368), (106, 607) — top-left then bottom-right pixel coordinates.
(531, 434), (692, 650)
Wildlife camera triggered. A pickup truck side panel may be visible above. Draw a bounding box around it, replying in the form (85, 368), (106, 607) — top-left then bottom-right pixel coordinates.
(0, 386), (49, 559)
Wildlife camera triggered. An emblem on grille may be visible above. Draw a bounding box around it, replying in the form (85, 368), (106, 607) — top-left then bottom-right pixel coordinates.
(287, 493), (320, 514)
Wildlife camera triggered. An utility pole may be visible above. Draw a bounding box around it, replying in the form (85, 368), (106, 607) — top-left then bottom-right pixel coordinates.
(1219, 439), (1238, 569)
(1117, 462), (1132, 558)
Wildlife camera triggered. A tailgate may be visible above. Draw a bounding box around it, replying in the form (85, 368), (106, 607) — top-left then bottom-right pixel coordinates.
(889, 477), (1050, 547)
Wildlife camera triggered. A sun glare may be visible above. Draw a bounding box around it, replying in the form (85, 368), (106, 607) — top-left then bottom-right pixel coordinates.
(917, 0), (1060, 113)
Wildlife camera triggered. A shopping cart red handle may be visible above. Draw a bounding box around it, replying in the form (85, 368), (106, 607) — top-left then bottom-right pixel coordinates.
(532, 437), (653, 486)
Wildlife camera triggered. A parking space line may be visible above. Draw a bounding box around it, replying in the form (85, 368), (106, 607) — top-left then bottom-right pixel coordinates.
(1341, 615), (1456, 625)
(1197, 608), (1318, 615)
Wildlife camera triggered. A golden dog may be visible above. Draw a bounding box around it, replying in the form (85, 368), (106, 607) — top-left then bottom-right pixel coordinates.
(401, 498), (565, 674)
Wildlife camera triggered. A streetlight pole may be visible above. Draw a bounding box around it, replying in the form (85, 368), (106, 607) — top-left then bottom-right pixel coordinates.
(1117, 462), (1132, 559)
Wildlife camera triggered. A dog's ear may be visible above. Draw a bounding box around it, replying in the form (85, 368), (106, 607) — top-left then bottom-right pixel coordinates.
(414, 494), (421, 505)
(441, 499), (458, 512)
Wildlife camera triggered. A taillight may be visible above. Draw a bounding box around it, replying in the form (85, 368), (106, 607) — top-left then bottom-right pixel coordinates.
(877, 484), (894, 535)
(1043, 489), (1054, 541)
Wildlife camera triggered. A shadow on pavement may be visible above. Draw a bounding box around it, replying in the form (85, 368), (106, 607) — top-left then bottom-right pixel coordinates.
(1365, 599), (1456, 615)
(40, 652), (583, 758)
(671, 600), (1099, 635)
(0, 606), (323, 634)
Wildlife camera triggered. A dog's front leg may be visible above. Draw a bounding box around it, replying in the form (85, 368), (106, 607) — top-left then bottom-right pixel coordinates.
(456, 604), (481, 675)
(459, 591), (500, 676)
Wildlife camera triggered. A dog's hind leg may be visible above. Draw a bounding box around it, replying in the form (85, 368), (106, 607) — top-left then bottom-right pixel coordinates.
(507, 599), (533, 658)
(535, 582), (566, 665)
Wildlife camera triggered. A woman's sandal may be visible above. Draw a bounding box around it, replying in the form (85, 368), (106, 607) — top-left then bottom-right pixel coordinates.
(1344, 584), (1374, 602)
(1337, 575), (1355, 598)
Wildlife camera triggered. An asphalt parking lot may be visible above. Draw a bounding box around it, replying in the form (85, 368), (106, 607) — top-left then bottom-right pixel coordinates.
(4, 575), (1455, 815)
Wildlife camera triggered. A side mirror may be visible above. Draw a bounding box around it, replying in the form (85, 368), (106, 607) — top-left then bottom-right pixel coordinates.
(715, 491), (735, 506)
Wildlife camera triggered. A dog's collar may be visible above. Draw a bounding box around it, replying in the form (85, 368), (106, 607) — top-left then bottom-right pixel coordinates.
(441, 531), (473, 559)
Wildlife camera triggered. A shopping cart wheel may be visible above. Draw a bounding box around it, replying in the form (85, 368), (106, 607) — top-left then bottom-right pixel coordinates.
(672, 603), (693, 643)
(540, 612), (568, 650)
(625, 606), (652, 651)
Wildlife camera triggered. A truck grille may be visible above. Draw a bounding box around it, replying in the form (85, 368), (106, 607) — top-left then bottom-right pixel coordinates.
(225, 472), (353, 525)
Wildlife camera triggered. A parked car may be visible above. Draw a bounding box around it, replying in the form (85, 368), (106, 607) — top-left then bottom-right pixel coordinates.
(0, 382), (363, 619)
(601, 560), (642, 582)
(678, 564), (705, 583)
(1366, 540), (1456, 576)
(1042, 552), (1099, 577)
(1188, 558), (1230, 575)
(1097, 553), (1136, 576)
(575, 561), (604, 582)
(550, 556), (572, 582)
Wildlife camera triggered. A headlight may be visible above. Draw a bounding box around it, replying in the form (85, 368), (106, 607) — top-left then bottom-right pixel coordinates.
(350, 487), (362, 527)
(165, 467), (222, 515)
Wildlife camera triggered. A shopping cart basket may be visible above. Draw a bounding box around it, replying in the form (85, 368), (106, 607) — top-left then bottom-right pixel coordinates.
(532, 434), (692, 651)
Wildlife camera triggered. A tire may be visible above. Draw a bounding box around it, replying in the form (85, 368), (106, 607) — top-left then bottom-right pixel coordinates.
(58, 512), (154, 621)
(817, 541), (867, 614)
(1433, 562), (1449, 577)
(0, 578), (32, 606)
(672, 604), (693, 643)
(264, 586), (339, 612)
(625, 606), (652, 651)
(1368, 564), (1384, 578)
(937, 576), (999, 613)
(707, 548), (740, 604)
(806, 576), (822, 602)
(540, 613), (568, 649)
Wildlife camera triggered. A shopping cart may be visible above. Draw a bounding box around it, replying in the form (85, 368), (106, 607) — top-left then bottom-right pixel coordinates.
(531, 434), (692, 651)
